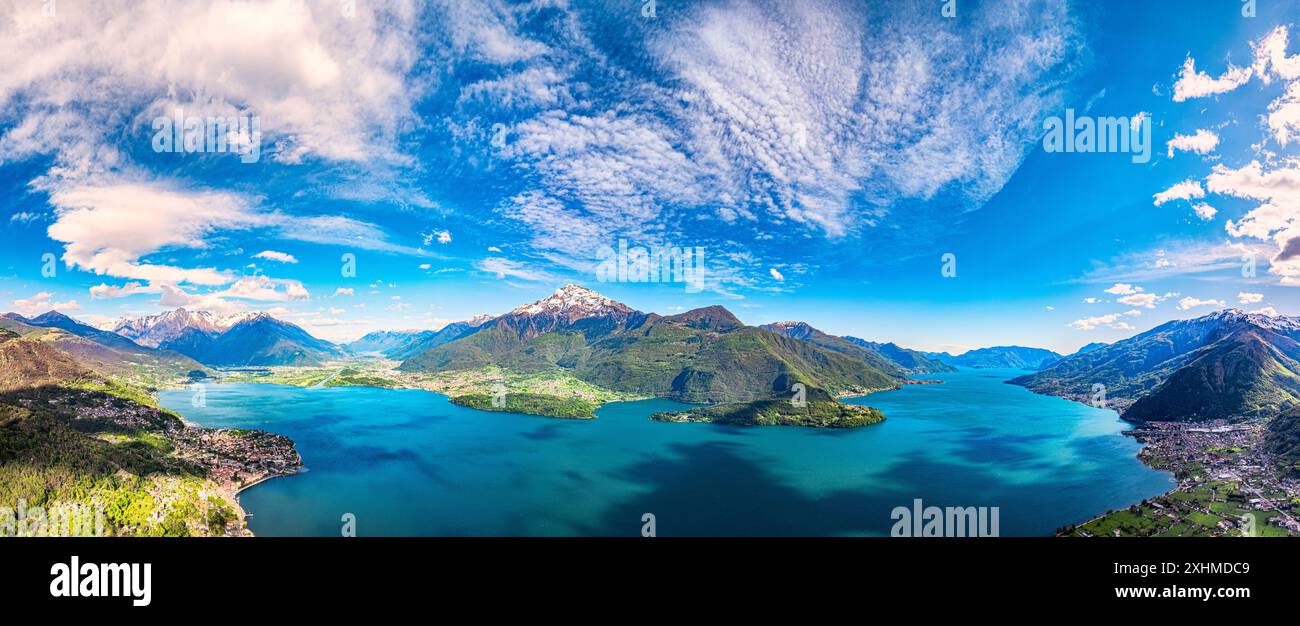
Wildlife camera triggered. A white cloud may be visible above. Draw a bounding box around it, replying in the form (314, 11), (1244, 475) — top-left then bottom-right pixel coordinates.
(279, 215), (431, 256)
(1123, 309), (1142, 316)
(45, 182), (261, 286)
(1251, 26), (1300, 85)
(1178, 296), (1226, 310)
(477, 257), (552, 282)
(1192, 203), (1217, 221)
(1209, 160), (1300, 285)
(1130, 111), (1150, 133)
(0, 0), (423, 168)
(456, 0), (1081, 292)
(333, 288), (354, 297)
(1153, 180), (1205, 206)
(217, 276), (310, 302)
(1166, 129), (1219, 158)
(37, 178), (377, 312)
(1078, 239), (1263, 285)
(1104, 283), (1142, 295)
(421, 230), (453, 245)
(157, 284), (243, 314)
(1171, 56), (1251, 102)
(1249, 28), (1300, 146)
(9, 291), (81, 316)
(1083, 297), (1102, 304)
(769, 268), (784, 281)
(89, 281), (158, 299)
(1069, 313), (1132, 331)
(418, 263), (432, 270)
(254, 250), (298, 264)
(1118, 293), (1159, 309)
(1266, 81), (1300, 146)
(1253, 306), (1280, 316)
(1238, 292), (1265, 304)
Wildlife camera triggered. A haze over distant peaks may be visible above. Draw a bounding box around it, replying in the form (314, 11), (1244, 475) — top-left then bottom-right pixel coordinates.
(345, 313), (497, 360)
(924, 346), (1063, 370)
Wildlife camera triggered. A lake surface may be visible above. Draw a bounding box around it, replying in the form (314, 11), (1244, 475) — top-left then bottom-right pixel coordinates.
(159, 369), (1175, 536)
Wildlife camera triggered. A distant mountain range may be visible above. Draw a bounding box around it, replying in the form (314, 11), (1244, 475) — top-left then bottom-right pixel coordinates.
(1012, 309), (1300, 422)
(1, 311), (204, 381)
(344, 315), (492, 360)
(108, 308), (257, 347)
(923, 346), (1063, 370)
(107, 309), (343, 367)
(399, 284), (901, 406)
(759, 321), (954, 375)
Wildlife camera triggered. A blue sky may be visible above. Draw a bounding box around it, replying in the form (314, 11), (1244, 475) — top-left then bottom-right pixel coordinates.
(3, 0), (1300, 353)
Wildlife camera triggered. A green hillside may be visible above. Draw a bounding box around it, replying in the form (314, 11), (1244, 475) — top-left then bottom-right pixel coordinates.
(402, 311), (899, 404)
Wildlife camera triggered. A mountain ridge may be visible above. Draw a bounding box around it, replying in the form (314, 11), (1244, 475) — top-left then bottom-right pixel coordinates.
(924, 345), (1063, 370)
(103, 307), (343, 367)
(1011, 308), (1300, 422)
(399, 285), (899, 406)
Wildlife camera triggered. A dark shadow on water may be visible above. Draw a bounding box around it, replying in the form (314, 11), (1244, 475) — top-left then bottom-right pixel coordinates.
(945, 427), (1055, 465)
(522, 422), (565, 441)
(317, 443), (457, 489)
(574, 442), (1050, 536)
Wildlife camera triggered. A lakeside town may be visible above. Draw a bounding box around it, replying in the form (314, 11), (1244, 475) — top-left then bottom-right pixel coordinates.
(1061, 420), (1300, 537)
(171, 428), (301, 494)
(2, 380), (302, 537)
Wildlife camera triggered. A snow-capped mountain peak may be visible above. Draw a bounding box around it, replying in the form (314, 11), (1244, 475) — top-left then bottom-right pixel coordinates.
(509, 284), (633, 317)
(466, 314), (495, 327)
(109, 308), (259, 347)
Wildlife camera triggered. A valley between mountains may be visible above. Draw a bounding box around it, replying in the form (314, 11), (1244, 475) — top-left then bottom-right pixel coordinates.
(4, 284), (1300, 536)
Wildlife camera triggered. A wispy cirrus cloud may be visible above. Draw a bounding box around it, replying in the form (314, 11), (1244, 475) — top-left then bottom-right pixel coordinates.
(436, 0), (1083, 293)
(1074, 240), (1270, 285)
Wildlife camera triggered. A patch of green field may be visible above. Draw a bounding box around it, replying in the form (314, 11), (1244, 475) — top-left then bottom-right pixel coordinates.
(1187, 512), (1224, 528)
(1078, 507), (1159, 537)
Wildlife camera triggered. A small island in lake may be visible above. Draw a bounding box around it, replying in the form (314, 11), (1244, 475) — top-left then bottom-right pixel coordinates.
(651, 387), (885, 428)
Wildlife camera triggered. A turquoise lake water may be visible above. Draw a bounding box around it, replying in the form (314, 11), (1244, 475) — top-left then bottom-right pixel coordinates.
(158, 369), (1175, 536)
